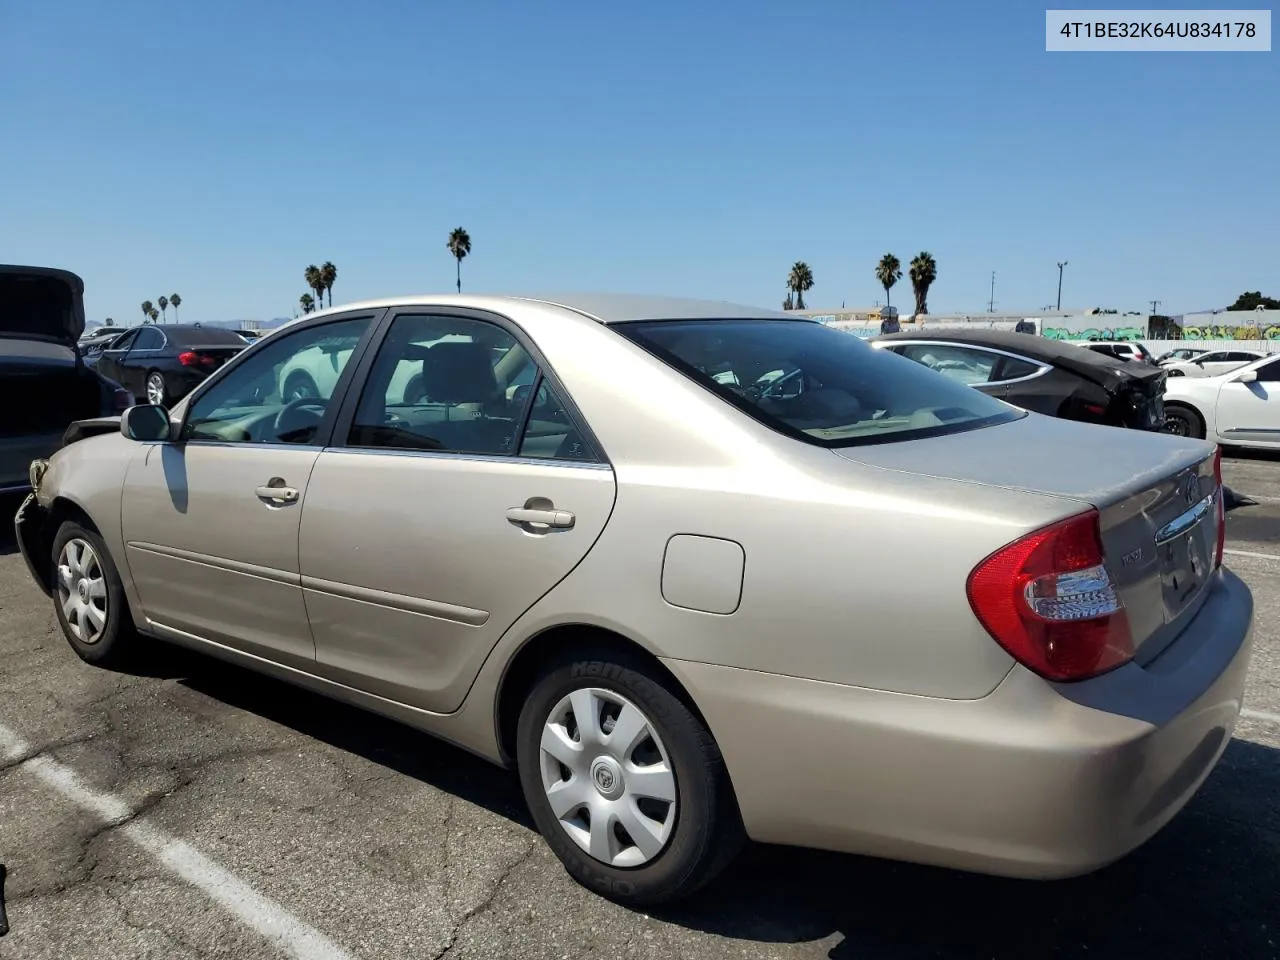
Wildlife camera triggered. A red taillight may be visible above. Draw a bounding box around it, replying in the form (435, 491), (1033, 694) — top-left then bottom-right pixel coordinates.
(178, 350), (199, 366)
(966, 510), (1134, 682)
(1213, 446), (1225, 569)
(113, 388), (131, 412)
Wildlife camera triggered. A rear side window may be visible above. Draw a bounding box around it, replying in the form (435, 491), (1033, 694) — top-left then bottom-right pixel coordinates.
(616, 319), (1021, 447)
(897, 343), (998, 385)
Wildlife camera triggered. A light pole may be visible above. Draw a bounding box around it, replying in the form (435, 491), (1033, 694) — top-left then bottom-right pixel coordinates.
(1056, 261), (1068, 311)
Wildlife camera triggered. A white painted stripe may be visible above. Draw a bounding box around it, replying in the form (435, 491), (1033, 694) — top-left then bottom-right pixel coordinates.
(1223, 548), (1280, 562)
(0, 722), (355, 960)
(1242, 708), (1280, 726)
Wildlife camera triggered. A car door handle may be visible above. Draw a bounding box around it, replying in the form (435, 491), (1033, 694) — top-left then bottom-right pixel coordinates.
(506, 507), (575, 529)
(256, 483), (299, 504)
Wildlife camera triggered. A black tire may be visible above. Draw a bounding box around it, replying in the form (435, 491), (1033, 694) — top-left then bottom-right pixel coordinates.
(516, 652), (745, 906)
(283, 372), (320, 403)
(1164, 404), (1204, 439)
(50, 520), (142, 669)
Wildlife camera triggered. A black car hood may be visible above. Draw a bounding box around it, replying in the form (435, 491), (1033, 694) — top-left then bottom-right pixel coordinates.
(0, 265), (87, 346)
(874, 328), (1164, 390)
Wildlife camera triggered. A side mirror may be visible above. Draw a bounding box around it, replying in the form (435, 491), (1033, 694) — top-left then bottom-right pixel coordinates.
(120, 404), (173, 442)
(1235, 369), (1258, 384)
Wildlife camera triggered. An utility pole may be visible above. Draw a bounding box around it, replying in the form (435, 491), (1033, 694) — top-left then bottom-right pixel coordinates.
(988, 271), (996, 313)
(1056, 261), (1068, 311)
(1149, 299), (1161, 315)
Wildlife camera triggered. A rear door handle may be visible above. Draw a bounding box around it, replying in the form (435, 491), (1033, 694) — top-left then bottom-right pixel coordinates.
(506, 507), (575, 529)
(256, 483), (299, 504)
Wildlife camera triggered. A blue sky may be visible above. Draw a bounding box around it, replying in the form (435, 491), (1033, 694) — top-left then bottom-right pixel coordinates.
(2, 1), (1275, 323)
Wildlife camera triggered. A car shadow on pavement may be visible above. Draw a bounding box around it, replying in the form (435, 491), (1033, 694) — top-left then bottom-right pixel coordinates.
(159, 647), (1280, 960)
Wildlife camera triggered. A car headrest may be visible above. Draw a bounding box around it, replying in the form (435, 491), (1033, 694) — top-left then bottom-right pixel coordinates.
(420, 342), (499, 404)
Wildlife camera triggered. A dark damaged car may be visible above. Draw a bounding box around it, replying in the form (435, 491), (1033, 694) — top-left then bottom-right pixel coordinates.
(1, 265), (132, 494)
(872, 329), (1167, 432)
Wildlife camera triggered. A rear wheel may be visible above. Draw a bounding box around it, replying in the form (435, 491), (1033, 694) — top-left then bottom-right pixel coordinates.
(145, 370), (170, 406)
(1163, 404), (1204, 439)
(516, 653), (745, 906)
(50, 521), (142, 668)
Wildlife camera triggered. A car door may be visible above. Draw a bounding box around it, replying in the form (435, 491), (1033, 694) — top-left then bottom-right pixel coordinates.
(297, 308), (618, 713)
(97, 329), (139, 386)
(124, 325), (166, 398)
(1211, 356), (1280, 446)
(119, 312), (381, 667)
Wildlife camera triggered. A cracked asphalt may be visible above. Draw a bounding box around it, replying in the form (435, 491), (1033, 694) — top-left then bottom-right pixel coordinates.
(1, 451), (1278, 960)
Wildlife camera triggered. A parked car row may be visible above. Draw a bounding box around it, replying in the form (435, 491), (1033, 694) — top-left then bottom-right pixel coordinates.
(13, 277), (1258, 907)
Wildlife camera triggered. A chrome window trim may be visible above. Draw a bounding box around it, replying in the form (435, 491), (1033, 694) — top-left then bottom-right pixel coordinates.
(881, 339), (1054, 387)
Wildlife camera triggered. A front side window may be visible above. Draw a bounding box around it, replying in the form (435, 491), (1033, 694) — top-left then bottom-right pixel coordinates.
(898, 344), (999, 386)
(111, 330), (140, 352)
(182, 316), (371, 444)
(616, 319), (1021, 447)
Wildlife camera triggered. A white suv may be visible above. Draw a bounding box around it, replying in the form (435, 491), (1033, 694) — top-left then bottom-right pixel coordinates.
(1083, 341), (1155, 364)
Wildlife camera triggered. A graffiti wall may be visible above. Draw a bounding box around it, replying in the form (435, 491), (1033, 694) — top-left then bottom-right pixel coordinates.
(1177, 322), (1280, 341)
(1042, 325), (1145, 341)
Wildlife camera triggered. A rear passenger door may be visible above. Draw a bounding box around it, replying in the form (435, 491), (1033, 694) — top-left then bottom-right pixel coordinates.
(298, 309), (618, 713)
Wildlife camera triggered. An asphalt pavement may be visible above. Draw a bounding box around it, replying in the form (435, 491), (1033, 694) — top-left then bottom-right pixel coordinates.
(1, 452), (1278, 960)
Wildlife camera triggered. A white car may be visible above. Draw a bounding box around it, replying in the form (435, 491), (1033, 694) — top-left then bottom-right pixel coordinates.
(1082, 341), (1155, 364)
(1163, 349), (1265, 379)
(1163, 352), (1280, 448)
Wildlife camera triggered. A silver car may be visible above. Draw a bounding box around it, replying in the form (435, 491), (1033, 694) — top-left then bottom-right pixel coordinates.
(15, 294), (1254, 905)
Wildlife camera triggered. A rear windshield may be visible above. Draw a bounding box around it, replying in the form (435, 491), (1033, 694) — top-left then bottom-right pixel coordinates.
(169, 327), (252, 346)
(616, 319), (1023, 447)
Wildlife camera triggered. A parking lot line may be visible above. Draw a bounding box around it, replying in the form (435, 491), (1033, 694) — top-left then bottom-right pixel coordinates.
(0, 721), (357, 960)
(1223, 548), (1280, 562)
(1242, 708), (1280, 726)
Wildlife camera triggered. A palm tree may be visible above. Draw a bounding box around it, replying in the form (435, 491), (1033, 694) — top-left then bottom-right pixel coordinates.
(169, 293), (181, 321)
(157, 295), (169, 323)
(875, 254), (902, 309)
(304, 264), (324, 310)
(300, 293), (315, 314)
(447, 227), (471, 293)
(320, 261), (337, 308)
(786, 262), (814, 311)
(909, 252), (938, 317)
(148, 307), (160, 323)
(140, 300), (153, 323)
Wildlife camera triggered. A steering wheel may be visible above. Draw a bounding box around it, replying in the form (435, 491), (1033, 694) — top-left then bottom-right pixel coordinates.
(273, 396), (327, 438)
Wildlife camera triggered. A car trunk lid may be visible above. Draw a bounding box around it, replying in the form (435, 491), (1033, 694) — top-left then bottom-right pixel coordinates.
(0, 265), (86, 347)
(831, 413), (1222, 662)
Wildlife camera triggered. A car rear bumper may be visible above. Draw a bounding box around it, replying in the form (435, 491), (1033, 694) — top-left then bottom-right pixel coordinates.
(661, 567), (1253, 879)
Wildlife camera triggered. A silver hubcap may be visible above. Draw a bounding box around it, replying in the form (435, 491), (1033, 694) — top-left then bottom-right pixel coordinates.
(146, 374), (165, 405)
(57, 539), (108, 644)
(539, 687), (677, 868)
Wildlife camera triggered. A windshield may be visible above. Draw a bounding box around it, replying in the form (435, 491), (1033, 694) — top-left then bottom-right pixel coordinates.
(616, 319), (1023, 447)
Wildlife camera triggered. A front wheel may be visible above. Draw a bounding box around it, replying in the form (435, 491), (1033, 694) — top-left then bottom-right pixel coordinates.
(516, 654), (745, 905)
(50, 521), (143, 668)
(1163, 405), (1204, 439)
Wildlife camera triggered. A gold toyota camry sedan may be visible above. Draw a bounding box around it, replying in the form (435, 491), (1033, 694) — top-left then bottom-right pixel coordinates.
(16, 292), (1254, 905)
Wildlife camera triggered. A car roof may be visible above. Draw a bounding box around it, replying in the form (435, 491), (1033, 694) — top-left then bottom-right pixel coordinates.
(874, 328), (1163, 384)
(293, 293), (790, 327)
